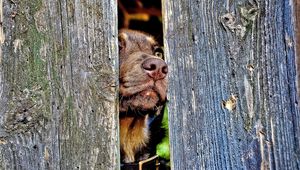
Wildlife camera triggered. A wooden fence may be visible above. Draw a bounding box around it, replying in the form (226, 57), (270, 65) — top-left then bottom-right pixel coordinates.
(163, 0), (300, 169)
(0, 1), (119, 169)
(0, 0), (299, 169)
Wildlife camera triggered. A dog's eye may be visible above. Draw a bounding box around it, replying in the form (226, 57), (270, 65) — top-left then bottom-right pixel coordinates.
(154, 47), (164, 59)
(154, 51), (163, 58)
(118, 35), (126, 51)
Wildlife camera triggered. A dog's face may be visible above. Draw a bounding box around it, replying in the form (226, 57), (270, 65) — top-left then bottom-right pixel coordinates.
(119, 29), (168, 113)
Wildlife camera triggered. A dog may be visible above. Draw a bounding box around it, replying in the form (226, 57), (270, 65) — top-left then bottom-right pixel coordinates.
(119, 29), (168, 167)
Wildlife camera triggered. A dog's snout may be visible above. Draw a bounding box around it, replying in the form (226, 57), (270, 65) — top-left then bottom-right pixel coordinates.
(142, 58), (168, 80)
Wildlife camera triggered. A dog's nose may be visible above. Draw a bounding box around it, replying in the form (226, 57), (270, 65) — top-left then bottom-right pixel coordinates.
(142, 58), (168, 80)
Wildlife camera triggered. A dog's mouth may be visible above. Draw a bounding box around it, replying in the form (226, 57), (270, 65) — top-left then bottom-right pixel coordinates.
(139, 88), (157, 98)
(119, 83), (166, 113)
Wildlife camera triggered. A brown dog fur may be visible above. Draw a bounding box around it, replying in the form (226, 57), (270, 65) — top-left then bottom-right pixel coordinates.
(119, 29), (167, 163)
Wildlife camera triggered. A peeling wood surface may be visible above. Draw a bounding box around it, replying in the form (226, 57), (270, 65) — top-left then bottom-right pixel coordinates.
(163, 0), (300, 169)
(0, 0), (119, 169)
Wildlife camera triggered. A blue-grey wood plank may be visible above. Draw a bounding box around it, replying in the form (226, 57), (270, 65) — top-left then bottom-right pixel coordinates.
(162, 0), (300, 169)
(0, 0), (119, 169)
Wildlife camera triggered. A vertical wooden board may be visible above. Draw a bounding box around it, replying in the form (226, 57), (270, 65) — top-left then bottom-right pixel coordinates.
(0, 0), (119, 170)
(58, 1), (119, 169)
(295, 0), (300, 100)
(162, 0), (300, 169)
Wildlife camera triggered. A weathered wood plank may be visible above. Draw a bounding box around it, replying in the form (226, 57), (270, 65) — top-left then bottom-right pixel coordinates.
(163, 0), (300, 169)
(0, 0), (119, 169)
(295, 0), (300, 100)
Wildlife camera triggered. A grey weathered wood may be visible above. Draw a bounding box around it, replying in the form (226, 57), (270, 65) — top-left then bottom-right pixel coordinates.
(163, 0), (300, 169)
(0, 0), (119, 169)
(295, 0), (300, 100)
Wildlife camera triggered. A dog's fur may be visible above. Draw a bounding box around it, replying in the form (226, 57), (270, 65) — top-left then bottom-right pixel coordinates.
(119, 29), (168, 163)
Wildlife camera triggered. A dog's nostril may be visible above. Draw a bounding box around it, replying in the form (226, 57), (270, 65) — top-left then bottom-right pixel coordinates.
(149, 64), (156, 70)
(162, 66), (168, 74)
(142, 58), (168, 80)
(142, 59), (157, 70)
(142, 58), (165, 71)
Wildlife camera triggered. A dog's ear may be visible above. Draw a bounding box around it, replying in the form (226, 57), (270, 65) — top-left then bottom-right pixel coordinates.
(118, 32), (127, 51)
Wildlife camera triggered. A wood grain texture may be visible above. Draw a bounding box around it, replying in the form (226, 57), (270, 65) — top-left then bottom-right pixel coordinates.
(295, 0), (300, 101)
(0, 0), (119, 169)
(162, 0), (300, 169)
